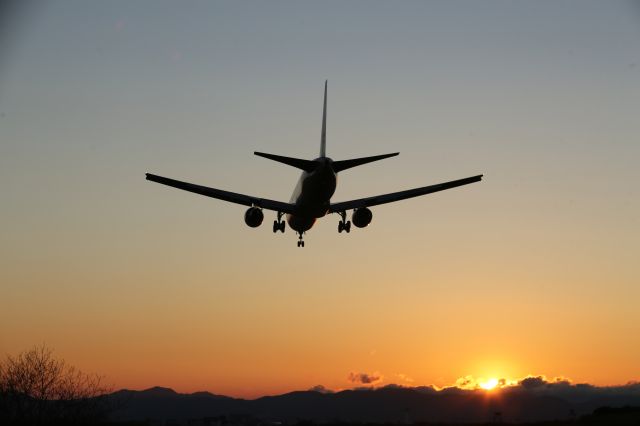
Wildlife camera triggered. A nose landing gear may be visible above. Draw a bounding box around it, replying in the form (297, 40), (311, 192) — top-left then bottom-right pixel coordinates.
(297, 232), (305, 248)
(337, 211), (351, 233)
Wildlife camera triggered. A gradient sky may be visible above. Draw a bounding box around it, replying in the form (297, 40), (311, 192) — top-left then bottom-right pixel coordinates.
(1, 1), (639, 398)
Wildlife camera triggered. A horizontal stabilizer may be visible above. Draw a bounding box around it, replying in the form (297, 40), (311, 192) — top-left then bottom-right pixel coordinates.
(332, 152), (399, 173)
(254, 152), (317, 172)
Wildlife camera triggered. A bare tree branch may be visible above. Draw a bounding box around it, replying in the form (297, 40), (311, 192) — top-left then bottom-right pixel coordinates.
(0, 345), (113, 425)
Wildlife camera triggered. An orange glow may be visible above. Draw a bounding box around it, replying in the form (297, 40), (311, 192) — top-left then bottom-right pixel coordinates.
(479, 378), (499, 390)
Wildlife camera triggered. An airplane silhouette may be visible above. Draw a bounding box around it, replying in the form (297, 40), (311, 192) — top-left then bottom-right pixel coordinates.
(146, 81), (482, 247)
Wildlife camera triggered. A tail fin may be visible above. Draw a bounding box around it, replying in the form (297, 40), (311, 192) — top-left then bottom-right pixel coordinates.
(320, 80), (327, 158)
(332, 152), (399, 173)
(254, 152), (317, 172)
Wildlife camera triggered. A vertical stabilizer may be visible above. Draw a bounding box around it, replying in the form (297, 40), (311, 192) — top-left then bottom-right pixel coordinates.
(320, 80), (327, 158)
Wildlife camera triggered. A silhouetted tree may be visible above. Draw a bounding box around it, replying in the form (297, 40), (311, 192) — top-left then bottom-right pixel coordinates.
(0, 345), (112, 425)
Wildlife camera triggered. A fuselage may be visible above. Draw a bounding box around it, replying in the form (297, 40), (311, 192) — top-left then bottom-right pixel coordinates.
(286, 157), (337, 233)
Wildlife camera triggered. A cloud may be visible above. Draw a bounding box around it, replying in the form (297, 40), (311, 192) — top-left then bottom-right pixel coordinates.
(455, 375), (476, 389)
(308, 385), (333, 394)
(396, 373), (414, 383)
(348, 371), (383, 385)
(340, 372), (640, 405)
(520, 375), (547, 389)
(429, 375), (640, 405)
(380, 383), (406, 390)
(414, 385), (439, 394)
(507, 376), (640, 404)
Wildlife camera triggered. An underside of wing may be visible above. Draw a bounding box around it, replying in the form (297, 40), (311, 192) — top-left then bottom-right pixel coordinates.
(329, 174), (483, 213)
(146, 173), (296, 214)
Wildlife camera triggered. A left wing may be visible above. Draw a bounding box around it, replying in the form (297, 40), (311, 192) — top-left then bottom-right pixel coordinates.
(329, 174), (483, 213)
(146, 173), (297, 214)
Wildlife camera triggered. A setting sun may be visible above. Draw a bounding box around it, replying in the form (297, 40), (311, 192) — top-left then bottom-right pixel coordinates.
(480, 378), (499, 390)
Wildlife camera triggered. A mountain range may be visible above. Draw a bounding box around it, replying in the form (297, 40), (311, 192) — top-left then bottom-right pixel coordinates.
(108, 383), (640, 423)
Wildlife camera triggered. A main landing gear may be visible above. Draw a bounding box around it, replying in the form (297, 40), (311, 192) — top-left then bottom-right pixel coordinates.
(273, 212), (285, 233)
(297, 232), (305, 248)
(337, 211), (351, 233)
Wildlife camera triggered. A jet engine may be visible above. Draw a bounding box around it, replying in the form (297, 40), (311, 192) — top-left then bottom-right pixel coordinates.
(352, 207), (373, 228)
(244, 207), (264, 228)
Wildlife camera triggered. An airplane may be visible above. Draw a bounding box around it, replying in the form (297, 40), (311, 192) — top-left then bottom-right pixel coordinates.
(146, 81), (482, 247)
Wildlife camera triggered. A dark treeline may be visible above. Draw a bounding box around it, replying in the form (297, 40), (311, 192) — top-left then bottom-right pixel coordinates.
(0, 345), (115, 425)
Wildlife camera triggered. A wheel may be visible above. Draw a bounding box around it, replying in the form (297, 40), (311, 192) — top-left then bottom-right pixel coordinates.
(279, 221), (286, 232)
(301, 241), (305, 247)
(338, 222), (344, 233)
(297, 241), (301, 247)
(273, 220), (279, 233)
(345, 221), (351, 233)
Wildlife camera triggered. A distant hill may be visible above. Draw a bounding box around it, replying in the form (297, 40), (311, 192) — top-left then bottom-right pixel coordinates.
(108, 384), (640, 423)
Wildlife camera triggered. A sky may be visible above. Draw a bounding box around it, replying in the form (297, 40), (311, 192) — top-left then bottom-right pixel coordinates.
(1, 1), (639, 398)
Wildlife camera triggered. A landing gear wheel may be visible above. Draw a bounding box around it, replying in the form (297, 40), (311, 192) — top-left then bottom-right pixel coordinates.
(273, 216), (284, 234)
(337, 211), (351, 234)
(273, 219), (286, 233)
(274, 212), (286, 233)
(297, 232), (305, 248)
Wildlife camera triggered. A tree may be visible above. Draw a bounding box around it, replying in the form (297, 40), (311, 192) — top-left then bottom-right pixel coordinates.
(0, 345), (112, 425)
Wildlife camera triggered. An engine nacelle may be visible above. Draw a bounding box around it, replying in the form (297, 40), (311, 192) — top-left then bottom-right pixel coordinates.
(352, 207), (373, 228)
(244, 207), (264, 228)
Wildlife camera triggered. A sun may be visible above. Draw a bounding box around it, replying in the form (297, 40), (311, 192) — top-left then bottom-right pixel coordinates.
(479, 378), (499, 390)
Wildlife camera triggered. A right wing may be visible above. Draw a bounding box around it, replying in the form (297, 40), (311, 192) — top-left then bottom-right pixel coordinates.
(329, 174), (483, 213)
(146, 173), (297, 214)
